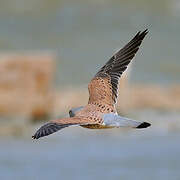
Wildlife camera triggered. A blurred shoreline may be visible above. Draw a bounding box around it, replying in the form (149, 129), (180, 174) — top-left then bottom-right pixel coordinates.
(0, 84), (180, 137)
(0, 54), (180, 137)
(53, 84), (180, 115)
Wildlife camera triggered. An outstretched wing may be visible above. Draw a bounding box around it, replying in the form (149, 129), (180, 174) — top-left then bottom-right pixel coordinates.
(32, 117), (95, 139)
(88, 30), (148, 106)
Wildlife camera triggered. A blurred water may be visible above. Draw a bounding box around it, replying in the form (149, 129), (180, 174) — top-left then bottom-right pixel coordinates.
(0, 0), (179, 86)
(0, 131), (180, 180)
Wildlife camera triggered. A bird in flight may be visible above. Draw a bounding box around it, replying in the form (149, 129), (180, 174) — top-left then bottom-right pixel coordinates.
(32, 29), (150, 139)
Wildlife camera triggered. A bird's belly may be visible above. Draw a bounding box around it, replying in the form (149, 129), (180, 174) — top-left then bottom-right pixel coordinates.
(80, 124), (113, 129)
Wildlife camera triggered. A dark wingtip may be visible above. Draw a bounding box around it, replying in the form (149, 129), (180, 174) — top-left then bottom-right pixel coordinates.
(32, 135), (38, 140)
(32, 132), (40, 140)
(137, 122), (151, 129)
(142, 29), (149, 36)
(32, 122), (71, 140)
(143, 28), (149, 33)
(32, 123), (60, 140)
(139, 29), (149, 38)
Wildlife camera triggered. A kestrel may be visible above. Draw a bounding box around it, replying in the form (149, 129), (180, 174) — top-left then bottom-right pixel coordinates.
(32, 29), (150, 139)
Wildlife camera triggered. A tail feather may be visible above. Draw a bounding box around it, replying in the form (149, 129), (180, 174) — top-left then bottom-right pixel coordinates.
(103, 113), (151, 129)
(136, 122), (151, 129)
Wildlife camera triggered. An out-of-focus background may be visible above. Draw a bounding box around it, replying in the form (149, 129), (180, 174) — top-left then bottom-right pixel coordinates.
(0, 0), (180, 179)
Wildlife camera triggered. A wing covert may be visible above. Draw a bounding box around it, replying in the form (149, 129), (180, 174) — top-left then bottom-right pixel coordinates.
(88, 30), (148, 106)
(32, 117), (96, 139)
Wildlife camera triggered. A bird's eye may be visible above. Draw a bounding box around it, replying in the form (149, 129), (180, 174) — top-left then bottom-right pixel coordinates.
(69, 110), (74, 117)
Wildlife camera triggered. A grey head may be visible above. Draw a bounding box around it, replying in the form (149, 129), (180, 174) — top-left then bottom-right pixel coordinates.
(69, 106), (84, 117)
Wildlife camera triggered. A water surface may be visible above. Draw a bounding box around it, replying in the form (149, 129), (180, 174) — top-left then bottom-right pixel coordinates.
(0, 130), (180, 180)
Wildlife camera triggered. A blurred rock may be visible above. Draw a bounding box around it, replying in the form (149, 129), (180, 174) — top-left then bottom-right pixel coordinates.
(0, 53), (55, 121)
